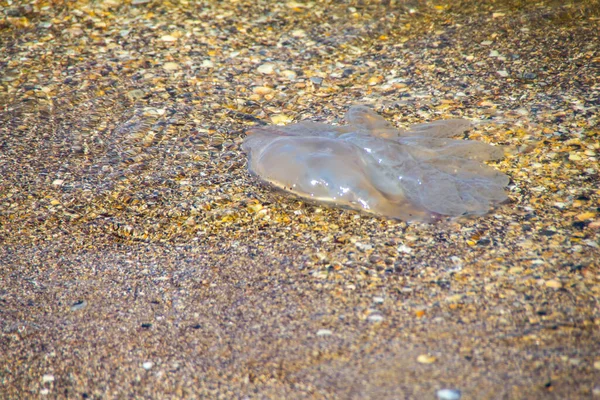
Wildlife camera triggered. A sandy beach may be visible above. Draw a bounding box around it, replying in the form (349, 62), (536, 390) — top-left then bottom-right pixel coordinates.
(1, 1), (599, 398)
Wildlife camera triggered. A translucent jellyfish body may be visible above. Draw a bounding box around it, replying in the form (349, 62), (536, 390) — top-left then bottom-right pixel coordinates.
(242, 106), (509, 222)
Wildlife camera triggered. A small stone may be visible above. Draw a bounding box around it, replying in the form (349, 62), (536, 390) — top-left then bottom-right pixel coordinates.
(509, 266), (523, 274)
(142, 361), (154, 370)
(585, 240), (599, 248)
(316, 329), (332, 336)
(163, 62), (180, 71)
(446, 294), (463, 303)
(127, 89), (145, 99)
(246, 202), (263, 213)
(417, 354), (437, 364)
(489, 50), (499, 57)
(42, 374), (54, 383)
(270, 114), (293, 125)
(52, 179), (64, 186)
(201, 60), (214, 68)
(589, 220), (600, 229)
(545, 279), (562, 289)
(40, 389), (50, 395)
(522, 72), (537, 80)
(160, 35), (177, 42)
(132, 0), (151, 4)
(291, 29), (306, 38)
(437, 388), (461, 400)
(252, 86), (273, 95)
(497, 70), (509, 77)
(397, 244), (412, 254)
(368, 76), (383, 85)
(593, 360), (600, 370)
(569, 153), (582, 161)
(257, 63), (275, 74)
(576, 212), (596, 221)
(481, 40), (493, 46)
(70, 300), (87, 311)
(355, 242), (372, 251)
(367, 314), (384, 322)
(492, 12), (505, 18)
(279, 69), (297, 80)
(310, 76), (323, 85)
(593, 386), (600, 397)
(373, 296), (384, 304)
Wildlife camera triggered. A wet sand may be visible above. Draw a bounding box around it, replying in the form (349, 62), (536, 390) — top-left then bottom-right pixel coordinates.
(1, 1), (599, 398)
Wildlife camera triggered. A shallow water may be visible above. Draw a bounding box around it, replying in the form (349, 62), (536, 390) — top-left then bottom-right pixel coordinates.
(243, 106), (509, 222)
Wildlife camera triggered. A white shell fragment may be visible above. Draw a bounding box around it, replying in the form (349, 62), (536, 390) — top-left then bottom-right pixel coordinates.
(242, 106), (509, 222)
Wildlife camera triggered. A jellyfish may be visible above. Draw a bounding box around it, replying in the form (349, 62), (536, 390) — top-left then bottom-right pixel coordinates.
(242, 105), (509, 222)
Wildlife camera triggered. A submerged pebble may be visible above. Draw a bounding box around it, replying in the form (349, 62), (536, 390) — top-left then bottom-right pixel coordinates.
(243, 106), (509, 222)
(437, 388), (462, 400)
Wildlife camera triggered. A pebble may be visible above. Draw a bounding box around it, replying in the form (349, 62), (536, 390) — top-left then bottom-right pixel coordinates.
(355, 242), (372, 251)
(52, 179), (64, 186)
(201, 60), (214, 68)
(142, 361), (154, 370)
(252, 86), (273, 95)
(497, 70), (509, 77)
(446, 294), (463, 303)
(480, 40), (493, 46)
(397, 244), (412, 254)
(594, 360), (600, 370)
(373, 296), (384, 304)
(368, 76), (383, 85)
(589, 220), (600, 229)
(160, 35), (177, 42)
(316, 329), (332, 336)
(576, 212), (596, 221)
(40, 389), (50, 395)
(70, 300), (87, 311)
(415, 309), (426, 318)
(437, 388), (461, 400)
(417, 354), (437, 364)
(257, 63), (275, 74)
(279, 69), (297, 80)
(270, 114), (293, 125)
(545, 279), (562, 289)
(310, 76), (323, 85)
(163, 62), (180, 71)
(367, 314), (384, 322)
(42, 374), (54, 383)
(127, 89), (145, 99)
(569, 153), (582, 161)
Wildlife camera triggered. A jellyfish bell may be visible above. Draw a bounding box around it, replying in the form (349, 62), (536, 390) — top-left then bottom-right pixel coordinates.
(243, 106), (509, 222)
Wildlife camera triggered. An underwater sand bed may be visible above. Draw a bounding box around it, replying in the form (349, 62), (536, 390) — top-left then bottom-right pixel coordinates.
(0, 0), (599, 398)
